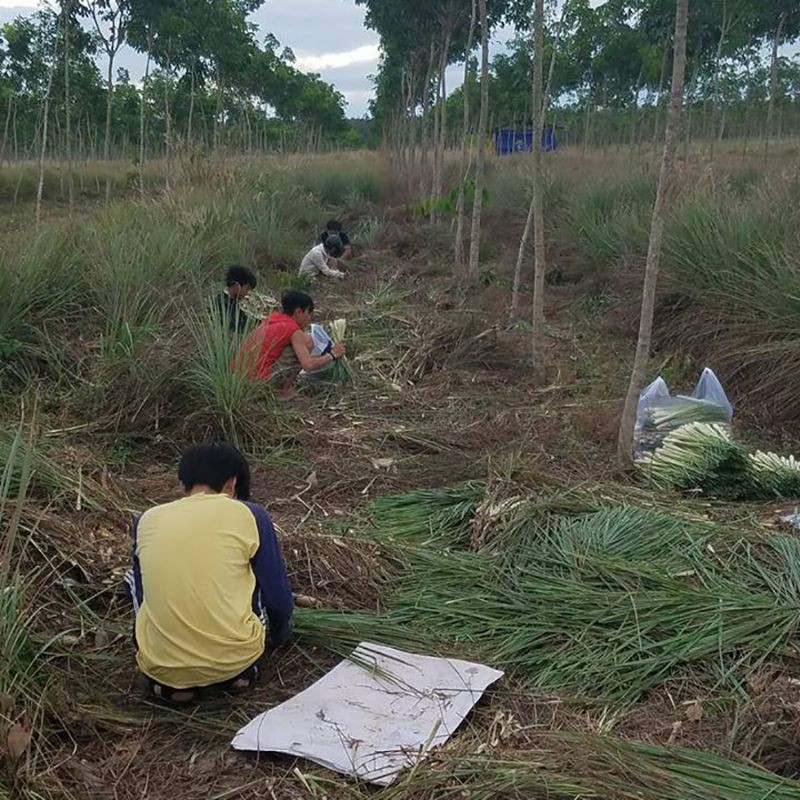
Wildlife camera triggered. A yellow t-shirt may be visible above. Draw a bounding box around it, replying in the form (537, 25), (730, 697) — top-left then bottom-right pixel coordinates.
(134, 494), (274, 689)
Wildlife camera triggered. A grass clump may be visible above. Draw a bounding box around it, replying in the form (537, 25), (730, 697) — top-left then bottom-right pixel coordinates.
(184, 301), (275, 446)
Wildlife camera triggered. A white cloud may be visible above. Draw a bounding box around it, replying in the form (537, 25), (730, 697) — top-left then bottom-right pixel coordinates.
(0, 1), (37, 7)
(295, 43), (380, 72)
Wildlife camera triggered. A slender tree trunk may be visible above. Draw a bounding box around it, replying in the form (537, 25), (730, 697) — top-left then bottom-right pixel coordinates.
(652, 37), (669, 149)
(529, 0), (546, 379)
(431, 31), (450, 215)
(104, 50), (115, 201)
(617, 0), (689, 463)
(434, 28), (452, 208)
(455, 0), (478, 271)
(582, 88), (593, 155)
(139, 35), (151, 196)
(419, 42), (436, 197)
(1, 93), (13, 165)
(188, 64), (196, 145)
(682, 62), (698, 157)
(164, 49), (173, 189)
(36, 47), (58, 226)
(467, 0), (489, 277)
(764, 12), (786, 160)
(512, 0), (564, 313)
(708, 1), (729, 165)
(63, 0), (74, 216)
(214, 67), (224, 153)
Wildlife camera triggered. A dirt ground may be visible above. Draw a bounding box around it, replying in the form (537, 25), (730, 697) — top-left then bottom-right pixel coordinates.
(8, 208), (800, 800)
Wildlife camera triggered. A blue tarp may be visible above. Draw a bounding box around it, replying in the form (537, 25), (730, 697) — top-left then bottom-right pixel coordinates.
(493, 127), (557, 156)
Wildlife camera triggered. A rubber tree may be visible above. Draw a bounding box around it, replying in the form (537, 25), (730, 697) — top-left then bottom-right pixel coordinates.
(467, 0), (489, 278)
(617, 0), (689, 463)
(87, 0), (130, 200)
(529, 0), (546, 378)
(758, 1), (800, 156)
(454, 0), (477, 270)
(511, 0), (569, 313)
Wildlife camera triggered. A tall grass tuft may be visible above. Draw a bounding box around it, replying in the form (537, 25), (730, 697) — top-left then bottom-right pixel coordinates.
(0, 421), (60, 706)
(184, 301), (274, 446)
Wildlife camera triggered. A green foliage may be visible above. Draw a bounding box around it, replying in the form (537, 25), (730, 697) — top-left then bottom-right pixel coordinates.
(184, 301), (273, 446)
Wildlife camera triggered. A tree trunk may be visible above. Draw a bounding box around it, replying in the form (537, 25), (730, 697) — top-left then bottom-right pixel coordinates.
(582, 88), (592, 155)
(512, 0), (566, 313)
(454, 0), (478, 271)
(214, 67), (224, 153)
(104, 49), (115, 201)
(164, 48), (173, 189)
(1, 93), (13, 165)
(764, 12), (786, 160)
(652, 37), (669, 149)
(419, 42), (436, 197)
(434, 28), (452, 209)
(467, 0), (489, 278)
(708, 0), (729, 165)
(36, 46), (58, 226)
(617, 0), (689, 463)
(63, 0), (74, 216)
(188, 64), (196, 145)
(431, 30), (451, 216)
(530, 0), (546, 379)
(139, 34), (152, 196)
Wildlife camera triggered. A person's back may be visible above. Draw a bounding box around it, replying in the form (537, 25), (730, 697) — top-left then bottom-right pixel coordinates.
(299, 238), (345, 280)
(135, 494), (267, 688)
(128, 443), (293, 700)
(238, 309), (301, 381)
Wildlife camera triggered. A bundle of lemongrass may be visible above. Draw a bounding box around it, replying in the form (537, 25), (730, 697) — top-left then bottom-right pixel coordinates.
(327, 318), (353, 383)
(636, 422), (800, 500)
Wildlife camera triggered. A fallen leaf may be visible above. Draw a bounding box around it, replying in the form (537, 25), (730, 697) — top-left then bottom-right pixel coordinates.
(0, 693), (13, 715)
(6, 724), (31, 759)
(371, 458), (396, 470)
(94, 629), (110, 649)
(305, 472), (318, 489)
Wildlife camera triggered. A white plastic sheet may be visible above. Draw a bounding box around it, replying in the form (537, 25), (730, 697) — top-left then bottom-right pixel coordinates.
(231, 642), (503, 785)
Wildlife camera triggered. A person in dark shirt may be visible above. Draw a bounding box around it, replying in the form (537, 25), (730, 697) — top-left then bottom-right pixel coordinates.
(218, 265), (258, 333)
(320, 220), (353, 260)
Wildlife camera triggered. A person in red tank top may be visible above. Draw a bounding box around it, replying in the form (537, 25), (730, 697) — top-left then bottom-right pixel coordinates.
(236, 291), (345, 382)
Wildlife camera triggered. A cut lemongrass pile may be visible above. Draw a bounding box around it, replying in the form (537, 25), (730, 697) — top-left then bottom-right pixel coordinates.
(238, 291), (278, 320)
(637, 422), (800, 500)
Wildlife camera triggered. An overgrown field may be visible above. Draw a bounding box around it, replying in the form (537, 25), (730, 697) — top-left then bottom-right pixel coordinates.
(3, 145), (800, 799)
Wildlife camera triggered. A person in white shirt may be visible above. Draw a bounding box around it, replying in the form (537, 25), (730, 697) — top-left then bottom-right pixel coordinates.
(298, 235), (346, 280)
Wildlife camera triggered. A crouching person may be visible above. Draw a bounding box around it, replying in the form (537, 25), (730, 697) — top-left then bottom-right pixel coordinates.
(124, 443), (293, 705)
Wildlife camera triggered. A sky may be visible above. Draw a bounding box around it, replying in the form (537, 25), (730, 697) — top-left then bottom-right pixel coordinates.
(0, 0), (519, 117)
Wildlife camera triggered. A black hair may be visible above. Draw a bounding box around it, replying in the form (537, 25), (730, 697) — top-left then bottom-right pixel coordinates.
(325, 220), (343, 232)
(281, 290), (314, 315)
(225, 265), (258, 289)
(322, 234), (344, 258)
(178, 442), (251, 501)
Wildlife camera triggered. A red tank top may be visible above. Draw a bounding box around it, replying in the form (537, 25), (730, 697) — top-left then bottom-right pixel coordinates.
(237, 311), (300, 381)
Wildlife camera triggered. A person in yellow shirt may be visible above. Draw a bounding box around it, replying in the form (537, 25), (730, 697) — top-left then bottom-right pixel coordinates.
(124, 443), (293, 704)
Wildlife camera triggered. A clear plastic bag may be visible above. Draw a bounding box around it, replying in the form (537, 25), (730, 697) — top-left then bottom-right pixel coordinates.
(634, 368), (733, 459)
(309, 324), (333, 356)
